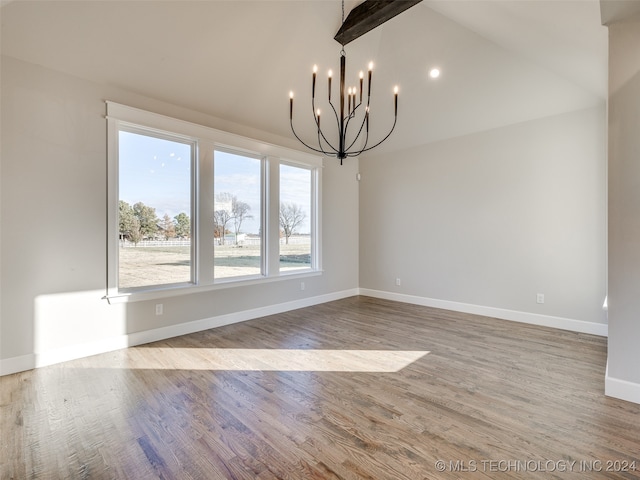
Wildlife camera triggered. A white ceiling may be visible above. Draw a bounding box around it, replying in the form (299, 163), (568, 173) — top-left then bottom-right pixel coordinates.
(1, 0), (608, 154)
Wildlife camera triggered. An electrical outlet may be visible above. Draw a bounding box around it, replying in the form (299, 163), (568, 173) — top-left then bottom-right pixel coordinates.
(155, 303), (163, 315)
(536, 294), (545, 304)
(396, 278), (401, 286)
(300, 282), (305, 291)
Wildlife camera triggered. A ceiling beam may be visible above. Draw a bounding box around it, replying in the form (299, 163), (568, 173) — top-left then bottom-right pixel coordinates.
(334, 0), (424, 46)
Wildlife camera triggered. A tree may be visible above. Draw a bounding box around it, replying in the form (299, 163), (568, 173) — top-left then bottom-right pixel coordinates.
(133, 202), (159, 239)
(128, 217), (144, 245)
(232, 198), (252, 245)
(174, 212), (190, 239)
(118, 200), (136, 243)
(160, 213), (176, 240)
(214, 192), (234, 245)
(279, 202), (306, 244)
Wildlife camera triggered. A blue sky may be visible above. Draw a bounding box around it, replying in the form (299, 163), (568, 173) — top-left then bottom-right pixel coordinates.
(119, 131), (191, 219)
(119, 131), (311, 234)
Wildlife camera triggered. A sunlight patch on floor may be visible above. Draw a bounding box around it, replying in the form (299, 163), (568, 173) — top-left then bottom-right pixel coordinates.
(84, 348), (430, 372)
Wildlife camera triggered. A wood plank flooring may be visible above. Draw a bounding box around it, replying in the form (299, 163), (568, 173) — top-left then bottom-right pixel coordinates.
(1, 296), (639, 479)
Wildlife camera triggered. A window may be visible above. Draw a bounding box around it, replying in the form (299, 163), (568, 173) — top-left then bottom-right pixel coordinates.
(214, 150), (262, 280)
(280, 163), (312, 272)
(118, 129), (194, 290)
(106, 102), (322, 299)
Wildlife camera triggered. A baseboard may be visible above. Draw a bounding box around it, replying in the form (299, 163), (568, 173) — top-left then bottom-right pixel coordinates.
(0, 288), (359, 376)
(605, 362), (640, 404)
(0, 353), (37, 377)
(358, 289), (609, 337)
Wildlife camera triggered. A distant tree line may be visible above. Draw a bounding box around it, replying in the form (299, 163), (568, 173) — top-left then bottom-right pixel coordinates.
(119, 200), (190, 245)
(120, 194), (307, 246)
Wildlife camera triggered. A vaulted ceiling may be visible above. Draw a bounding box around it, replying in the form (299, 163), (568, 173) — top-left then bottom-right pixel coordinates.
(1, 0), (607, 155)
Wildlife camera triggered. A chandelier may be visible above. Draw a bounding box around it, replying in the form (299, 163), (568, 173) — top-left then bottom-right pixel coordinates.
(289, 0), (402, 165)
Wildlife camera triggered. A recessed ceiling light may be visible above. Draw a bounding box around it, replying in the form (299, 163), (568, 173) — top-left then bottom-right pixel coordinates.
(429, 68), (440, 79)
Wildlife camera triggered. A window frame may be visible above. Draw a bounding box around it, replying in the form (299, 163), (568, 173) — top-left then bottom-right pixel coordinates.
(116, 124), (198, 291)
(106, 101), (322, 303)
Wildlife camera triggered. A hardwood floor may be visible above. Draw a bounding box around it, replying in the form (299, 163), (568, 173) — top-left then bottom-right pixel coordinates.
(2, 296), (639, 479)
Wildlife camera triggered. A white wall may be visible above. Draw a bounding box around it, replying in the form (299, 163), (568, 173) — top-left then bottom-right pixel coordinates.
(359, 107), (607, 331)
(606, 14), (640, 403)
(0, 56), (359, 374)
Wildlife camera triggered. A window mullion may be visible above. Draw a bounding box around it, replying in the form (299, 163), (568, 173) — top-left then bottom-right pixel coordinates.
(197, 141), (216, 285)
(312, 167), (322, 271)
(266, 156), (281, 277)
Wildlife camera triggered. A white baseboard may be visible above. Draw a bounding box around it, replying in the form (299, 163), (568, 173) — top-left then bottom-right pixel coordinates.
(0, 353), (37, 377)
(605, 362), (640, 404)
(358, 289), (609, 337)
(0, 288), (359, 376)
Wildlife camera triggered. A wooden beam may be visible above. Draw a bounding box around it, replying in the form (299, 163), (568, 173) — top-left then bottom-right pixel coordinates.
(334, 0), (424, 46)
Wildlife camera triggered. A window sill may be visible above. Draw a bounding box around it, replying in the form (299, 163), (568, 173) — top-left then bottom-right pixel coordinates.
(103, 270), (323, 304)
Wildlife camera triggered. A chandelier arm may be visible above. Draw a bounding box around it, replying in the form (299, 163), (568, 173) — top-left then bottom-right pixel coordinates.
(312, 96), (339, 154)
(343, 98), (369, 143)
(344, 112), (369, 152)
(343, 94), (371, 152)
(352, 114), (397, 155)
(317, 125), (339, 155)
(343, 101), (362, 129)
(315, 120), (340, 155)
(311, 95), (319, 124)
(290, 119), (336, 156)
(328, 98), (341, 129)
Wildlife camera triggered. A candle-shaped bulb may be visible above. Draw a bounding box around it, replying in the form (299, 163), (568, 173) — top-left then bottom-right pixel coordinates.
(328, 69), (333, 78)
(394, 86), (398, 116)
(316, 108), (321, 128)
(289, 91), (294, 119)
(312, 65), (317, 98)
(368, 62), (374, 71)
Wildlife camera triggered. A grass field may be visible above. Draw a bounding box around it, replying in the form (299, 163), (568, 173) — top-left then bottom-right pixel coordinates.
(119, 242), (311, 289)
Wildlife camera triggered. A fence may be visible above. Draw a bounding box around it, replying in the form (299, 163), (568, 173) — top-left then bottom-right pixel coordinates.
(120, 239), (191, 248)
(121, 235), (310, 248)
